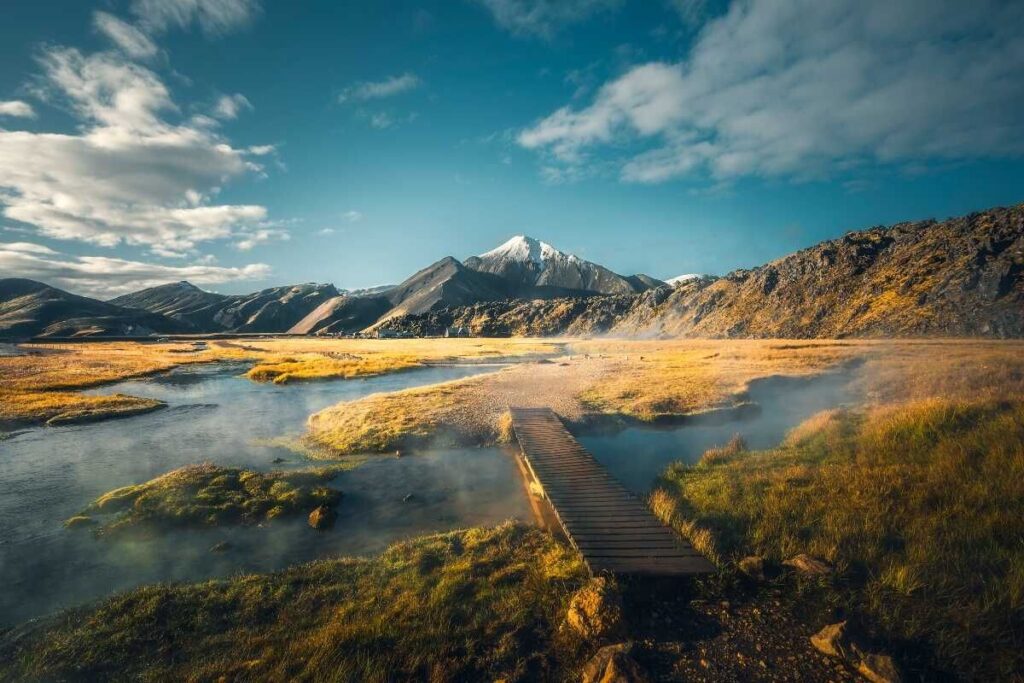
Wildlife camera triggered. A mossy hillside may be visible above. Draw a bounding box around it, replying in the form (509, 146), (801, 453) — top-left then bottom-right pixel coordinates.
(2, 523), (588, 682)
(73, 463), (343, 534)
(655, 398), (1024, 680)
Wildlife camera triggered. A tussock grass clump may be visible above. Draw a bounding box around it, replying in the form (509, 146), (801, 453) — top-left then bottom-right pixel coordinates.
(698, 433), (747, 466)
(2, 523), (588, 682)
(245, 353), (423, 384)
(74, 463), (343, 535)
(657, 398), (1024, 679)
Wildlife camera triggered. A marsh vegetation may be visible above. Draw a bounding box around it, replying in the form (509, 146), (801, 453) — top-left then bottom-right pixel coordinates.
(70, 463), (344, 535)
(1, 337), (1022, 680)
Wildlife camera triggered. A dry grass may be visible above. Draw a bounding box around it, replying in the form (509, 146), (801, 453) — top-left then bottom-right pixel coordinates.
(239, 337), (562, 384)
(306, 356), (610, 456)
(307, 339), (1024, 456)
(657, 397), (1024, 679)
(1, 523), (588, 682)
(0, 338), (562, 428)
(571, 339), (868, 420)
(0, 341), (248, 427)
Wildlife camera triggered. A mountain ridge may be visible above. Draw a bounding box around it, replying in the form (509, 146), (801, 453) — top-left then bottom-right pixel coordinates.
(4, 206), (1022, 339)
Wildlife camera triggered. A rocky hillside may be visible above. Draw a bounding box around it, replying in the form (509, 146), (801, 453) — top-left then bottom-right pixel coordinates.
(110, 281), (229, 330)
(383, 206), (1024, 338)
(0, 279), (190, 339)
(113, 282), (340, 333)
(631, 205), (1023, 338)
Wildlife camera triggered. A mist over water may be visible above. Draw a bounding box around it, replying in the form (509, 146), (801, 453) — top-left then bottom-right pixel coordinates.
(579, 371), (857, 493)
(0, 360), (857, 627)
(0, 363), (530, 626)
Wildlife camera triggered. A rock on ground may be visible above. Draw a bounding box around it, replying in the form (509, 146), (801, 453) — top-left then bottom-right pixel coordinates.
(811, 621), (901, 683)
(307, 505), (337, 530)
(581, 643), (649, 683)
(566, 576), (627, 642)
(783, 554), (833, 576)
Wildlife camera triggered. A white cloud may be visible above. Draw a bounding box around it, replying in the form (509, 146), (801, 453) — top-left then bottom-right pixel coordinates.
(213, 93), (252, 119)
(519, 0), (1024, 183)
(131, 0), (260, 36)
(0, 100), (35, 118)
(234, 226), (289, 251)
(343, 210), (363, 222)
(93, 11), (158, 59)
(317, 227), (335, 236)
(474, 0), (622, 38)
(0, 47), (274, 254)
(338, 73), (421, 103)
(0, 241), (269, 297)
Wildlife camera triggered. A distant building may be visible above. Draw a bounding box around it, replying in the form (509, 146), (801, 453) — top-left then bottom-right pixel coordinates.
(445, 326), (471, 338)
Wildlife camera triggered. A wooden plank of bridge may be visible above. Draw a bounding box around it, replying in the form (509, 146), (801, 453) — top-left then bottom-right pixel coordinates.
(509, 407), (715, 577)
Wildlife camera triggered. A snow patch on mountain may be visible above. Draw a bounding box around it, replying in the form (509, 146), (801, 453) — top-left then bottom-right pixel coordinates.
(666, 274), (703, 286)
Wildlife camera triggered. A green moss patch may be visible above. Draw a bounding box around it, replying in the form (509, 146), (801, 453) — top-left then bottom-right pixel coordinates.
(73, 463), (343, 535)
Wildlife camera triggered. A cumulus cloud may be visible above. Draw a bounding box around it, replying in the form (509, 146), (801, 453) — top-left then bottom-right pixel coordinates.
(131, 0), (260, 36)
(0, 47), (274, 255)
(0, 241), (269, 297)
(338, 73), (421, 103)
(343, 210), (363, 223)
(519, 0), (1024, 183)
(474, 0), (622, 38)
(0, 100), (35, 118)
(93, 11), (159, 59)
(213, 92), (252, 119)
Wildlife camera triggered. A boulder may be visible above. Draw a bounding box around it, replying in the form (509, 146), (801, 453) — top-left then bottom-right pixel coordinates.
(811, 621), (901, 683)
(737, 555), (766, 581)
(581, 643), (649, 683)
(857, 653), (902, 683)
(308, 505), (337, 530)
(566, 577), (626, 641)
(783, 553), (833, 576)
(810, 621), (856, 661)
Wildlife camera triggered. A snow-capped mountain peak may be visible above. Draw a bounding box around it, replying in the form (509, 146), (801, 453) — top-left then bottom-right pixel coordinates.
(478, 235), (579, 266)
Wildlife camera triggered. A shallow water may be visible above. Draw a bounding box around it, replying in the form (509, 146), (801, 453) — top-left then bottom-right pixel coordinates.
(578, 371), (857, 494)
(0, 362), (530, 626)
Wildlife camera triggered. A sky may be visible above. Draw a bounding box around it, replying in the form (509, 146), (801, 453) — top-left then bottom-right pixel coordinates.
(1, 0), (1023, 297)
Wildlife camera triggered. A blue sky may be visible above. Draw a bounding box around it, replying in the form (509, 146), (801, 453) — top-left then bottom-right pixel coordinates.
(1, 0), (1023, 296)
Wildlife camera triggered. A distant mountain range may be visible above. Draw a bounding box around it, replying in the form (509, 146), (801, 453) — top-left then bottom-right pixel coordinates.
(2, 205), (1021, 340)
(0, 236), (664, 339)
(379, 205), (1024, 338)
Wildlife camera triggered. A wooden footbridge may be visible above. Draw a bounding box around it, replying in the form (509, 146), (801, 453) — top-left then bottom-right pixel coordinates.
(509, 407), (714, 577)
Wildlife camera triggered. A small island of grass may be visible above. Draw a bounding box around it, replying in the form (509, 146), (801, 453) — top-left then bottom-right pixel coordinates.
(69, 463), (343, 535)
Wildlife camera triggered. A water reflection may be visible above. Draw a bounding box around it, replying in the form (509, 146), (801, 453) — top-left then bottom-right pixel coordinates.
(578, 372), (856, 494)
(0, 363), (529, 626)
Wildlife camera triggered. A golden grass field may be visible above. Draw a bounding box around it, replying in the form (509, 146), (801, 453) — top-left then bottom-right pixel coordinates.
(2, 336), (1023, 679)
(306, 338), (1024, 456)
(0, 337), (561, 428)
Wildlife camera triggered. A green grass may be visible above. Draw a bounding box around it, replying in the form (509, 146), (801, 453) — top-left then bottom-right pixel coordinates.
(71, 463), (344, 535)
(655, 398), (1024, 679)
(1, 523), (588, 682)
